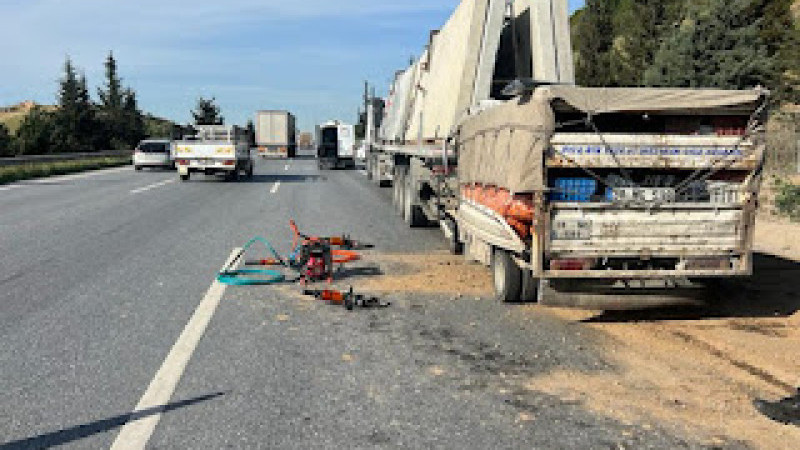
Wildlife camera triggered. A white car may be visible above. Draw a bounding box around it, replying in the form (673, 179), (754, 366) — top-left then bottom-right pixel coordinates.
(134, 140), (174, 170)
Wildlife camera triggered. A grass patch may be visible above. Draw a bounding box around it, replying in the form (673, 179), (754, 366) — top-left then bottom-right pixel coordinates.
(774, 178), (800, 221)
(0, 156), (132, 185)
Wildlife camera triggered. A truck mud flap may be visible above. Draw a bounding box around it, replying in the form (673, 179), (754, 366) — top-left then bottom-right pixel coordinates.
(539, 278), (713, 310)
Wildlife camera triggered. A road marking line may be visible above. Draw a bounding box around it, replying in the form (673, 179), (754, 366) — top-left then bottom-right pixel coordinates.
(110, 248), (242, 450)
(0, 185), (19, 192)
(270, 181), (281, 194)
(358, 169), (368, 176)
(284, 164), (290, 171)
(130, 179), (175, 195)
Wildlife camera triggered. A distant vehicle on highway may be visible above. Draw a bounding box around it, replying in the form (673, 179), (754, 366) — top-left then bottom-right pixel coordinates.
(316, 120), (355, 170)
(133, 139), (174, 171)
(255, 110), (297, 159)
(172, 125), (253, 182)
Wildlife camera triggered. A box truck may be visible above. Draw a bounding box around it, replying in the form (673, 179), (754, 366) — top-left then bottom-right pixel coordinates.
(316, 121), (356, 169)
(255, 110), (297, 158)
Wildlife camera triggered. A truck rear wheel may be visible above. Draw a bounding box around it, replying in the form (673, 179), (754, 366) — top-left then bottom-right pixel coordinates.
(393, 169), (405, 213)
(403, 176), (426, 227)
(180, 173), (190, 182)
(493, 249), (522, 303)
(445, 217), (463, 255)
(520, 270), (539, 303)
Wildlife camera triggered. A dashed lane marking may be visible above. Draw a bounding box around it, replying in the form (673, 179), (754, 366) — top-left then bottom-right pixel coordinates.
(130, 179), (175, 195)
(270, 181), (281, 194)
(284, 164), (290, 171)
(109, 248), (242, 450)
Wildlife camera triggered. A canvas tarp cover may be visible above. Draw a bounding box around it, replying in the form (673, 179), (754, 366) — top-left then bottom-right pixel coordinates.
(456, 86), (765, 193)
(457, 89), (554, 193)
(542, 86), (764, 115)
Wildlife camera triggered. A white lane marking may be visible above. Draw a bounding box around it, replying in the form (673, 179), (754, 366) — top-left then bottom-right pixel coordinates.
(130, 179), (175, 195)
(110, 248), (242, 450)
(0, 185), (20, 192)
(358, 169), (368, 176)
(284, 164), (290, 171)
(270, 181), (281, 194)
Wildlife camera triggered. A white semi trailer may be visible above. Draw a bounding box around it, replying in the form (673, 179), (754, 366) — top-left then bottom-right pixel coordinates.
(366, 0), (768, 309)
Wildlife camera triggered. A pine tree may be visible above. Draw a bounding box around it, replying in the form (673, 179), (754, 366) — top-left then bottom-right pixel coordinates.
(574, 0), (616, 86)
(97, 52), (132, 149)
(611, 0), (684, 86)
(245, 119), (255, 146)
(645, 0), (772, 90)
(0, 123), (13, 157)
(52, 58), (96, 152)
(122, 88), (145, 146)
(191, 97), (224, 125)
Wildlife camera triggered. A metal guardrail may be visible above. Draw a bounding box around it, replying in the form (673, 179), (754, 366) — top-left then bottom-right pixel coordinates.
(0, 150), (133, 167)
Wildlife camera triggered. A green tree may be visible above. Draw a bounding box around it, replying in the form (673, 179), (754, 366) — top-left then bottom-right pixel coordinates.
(245, 119), (256, 146)
(610, 0), (683, 86)
(97, 52), (144, 149)
(574, 0), (616, 86)
(97, 51), (125, 149)
(52, 58), (96, 153)
(15, 107), (55, 156)
(645, 0), (772, 90)
(121, 88), (145, 146)
(0, 123), (13, 157)
(748, 0), (800, 103)
(191, 97), (224, 125)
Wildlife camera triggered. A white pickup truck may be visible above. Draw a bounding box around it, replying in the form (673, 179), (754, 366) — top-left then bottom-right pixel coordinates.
(173, 125), (254, 182)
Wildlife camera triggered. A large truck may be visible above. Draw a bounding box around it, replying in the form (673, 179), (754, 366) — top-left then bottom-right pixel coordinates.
(366, 0), (768, 309)
(316, 121), (356, 169)
(173, 125), (253, 182)
(255, 110), (297, 158)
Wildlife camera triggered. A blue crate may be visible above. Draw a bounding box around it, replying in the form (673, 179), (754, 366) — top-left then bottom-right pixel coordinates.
(551, 178), (597, 202)
(605, 187), (614, 202)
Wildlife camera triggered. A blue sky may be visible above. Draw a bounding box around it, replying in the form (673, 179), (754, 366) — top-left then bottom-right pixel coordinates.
(0, 1), (585, 131)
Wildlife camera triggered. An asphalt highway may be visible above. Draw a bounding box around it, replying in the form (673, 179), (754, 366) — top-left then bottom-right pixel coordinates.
(0, 159), (711, 449)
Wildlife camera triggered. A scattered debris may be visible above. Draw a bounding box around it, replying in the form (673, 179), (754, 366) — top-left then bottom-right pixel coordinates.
(755, 390), (800, 426)
(302, 287), (390, 311)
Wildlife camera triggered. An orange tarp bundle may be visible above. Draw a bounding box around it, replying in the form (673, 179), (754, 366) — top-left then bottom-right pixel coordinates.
(462, 183), (534, 239)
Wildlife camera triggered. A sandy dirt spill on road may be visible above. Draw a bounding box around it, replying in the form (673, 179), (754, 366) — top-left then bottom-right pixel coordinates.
(333, 214), (800, 448)
(352, 251), (493, 297)
(524, 307), (799, 449)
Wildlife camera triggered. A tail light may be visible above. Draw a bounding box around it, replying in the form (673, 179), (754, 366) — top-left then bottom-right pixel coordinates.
(177, 159), (189, 165)
(550, 258), (595, 271)
(223, 160), (235, 166)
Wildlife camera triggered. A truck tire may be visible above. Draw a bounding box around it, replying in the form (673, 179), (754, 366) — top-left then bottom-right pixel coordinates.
(180, 173), (190, 182)
(134, 166), (142, 171)
(403, 177), (426, 228)
(520, 270), (539, 303)
(445, 217), (464, 255)
(393, 169), (405, 213)
(493, 249), (522, 303)
(246, 162), (254, 179)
